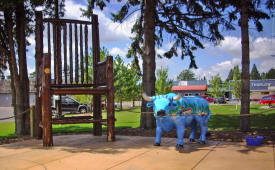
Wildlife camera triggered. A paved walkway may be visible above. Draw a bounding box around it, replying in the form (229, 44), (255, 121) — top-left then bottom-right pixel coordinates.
(0, 135), (274, 170)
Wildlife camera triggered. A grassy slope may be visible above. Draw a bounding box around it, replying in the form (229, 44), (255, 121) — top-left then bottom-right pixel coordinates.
(1, 105), (274, 138)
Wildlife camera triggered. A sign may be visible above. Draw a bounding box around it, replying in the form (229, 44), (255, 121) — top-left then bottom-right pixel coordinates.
(179, 81), (187, 86)
(250, 80), (275, 91)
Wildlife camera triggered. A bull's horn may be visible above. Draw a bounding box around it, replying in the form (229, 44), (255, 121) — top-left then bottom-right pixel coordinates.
(173, 93), (182, 101)
(142, 93), (152, 101)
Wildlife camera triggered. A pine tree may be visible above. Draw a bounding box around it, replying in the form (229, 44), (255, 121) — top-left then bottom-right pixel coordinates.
(226, 69), (234, 82)
(0, 0), (63, 135)
(82, 0), (237, 129)
(250, 64), (261, 80)
(220, 0), (273, 131)
(177, 69), (196, 81)
(266, 68), (275, 79)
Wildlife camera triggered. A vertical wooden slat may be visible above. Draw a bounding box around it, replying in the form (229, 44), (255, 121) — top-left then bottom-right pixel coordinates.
(80, 24), (84, 84)
(69, 23), (73, 84)
(63, 24), (67, 84)
(75, 23), (79, 84)
(30, 105), (35, 137)
(85, 24), (88, 83)
(57, 23), (62, 84)
(48, 23), (51, 56)
(92, 14), (102, 136)
(42, 53), (53, 147)
(106, 56), (115, 142)
(34, 11), (43, 139)
(53, 23), (56, 84)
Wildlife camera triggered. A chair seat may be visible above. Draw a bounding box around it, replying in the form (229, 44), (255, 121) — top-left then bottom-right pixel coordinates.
(52, 119), (107, 124)
(51, 86), (108, 95)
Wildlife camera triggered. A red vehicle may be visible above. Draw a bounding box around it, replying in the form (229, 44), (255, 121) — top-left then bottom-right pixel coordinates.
(200, 95), (214, 102)
(259, 95), (275, 106)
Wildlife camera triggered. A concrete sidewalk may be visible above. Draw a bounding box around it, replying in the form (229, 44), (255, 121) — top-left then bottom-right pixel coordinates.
(0, 135), (274, 170)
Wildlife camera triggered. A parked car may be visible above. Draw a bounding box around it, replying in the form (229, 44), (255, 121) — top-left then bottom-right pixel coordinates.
(259, 95), (275, 107)
(52, 96), (91, 114)
(200, 95), (214, 102)
(213, 97), (227, 104)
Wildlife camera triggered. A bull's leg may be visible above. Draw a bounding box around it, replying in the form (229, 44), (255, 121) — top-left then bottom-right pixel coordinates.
(189, 120), (197, 142)
(195, 115), (208, 144)
(154, 121), (163, 146)
(175, 126), (185, 152)
(200, 116), (208, 143)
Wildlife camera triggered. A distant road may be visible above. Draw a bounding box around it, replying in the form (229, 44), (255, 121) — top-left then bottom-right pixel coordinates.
(0, 107), (14, 123)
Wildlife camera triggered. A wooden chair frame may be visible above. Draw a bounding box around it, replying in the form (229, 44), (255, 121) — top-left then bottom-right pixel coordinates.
(34, 11), (115, 146)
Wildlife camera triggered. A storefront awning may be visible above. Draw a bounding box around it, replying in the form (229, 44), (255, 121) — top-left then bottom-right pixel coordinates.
(172, 85), (207, 91)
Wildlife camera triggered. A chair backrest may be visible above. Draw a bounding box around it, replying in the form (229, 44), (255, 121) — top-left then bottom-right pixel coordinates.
(35, 11), (102, 88)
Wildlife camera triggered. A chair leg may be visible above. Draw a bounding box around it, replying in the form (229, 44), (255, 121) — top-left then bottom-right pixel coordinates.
(107, 91), (115, 142)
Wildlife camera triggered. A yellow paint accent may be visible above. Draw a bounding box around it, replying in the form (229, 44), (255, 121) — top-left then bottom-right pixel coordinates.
(44, 68), (50, 74)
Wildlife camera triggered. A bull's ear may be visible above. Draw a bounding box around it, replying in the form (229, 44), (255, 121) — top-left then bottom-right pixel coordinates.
(146, 102), (153, 108)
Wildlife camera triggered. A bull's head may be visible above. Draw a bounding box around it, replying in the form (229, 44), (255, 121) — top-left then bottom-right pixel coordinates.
(142, 93), (182, 117)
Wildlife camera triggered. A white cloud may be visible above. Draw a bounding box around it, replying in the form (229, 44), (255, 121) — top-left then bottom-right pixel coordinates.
(250, 37), (274, 60)
(110, 47), (127, 57)
(218, 36), (242, 57)
(156, 48), (165, 56)
(258, 58), (275, 73)
(218, 36), (274, 60)
(64, 0), (135, 43)
(194, 57), (241, 81)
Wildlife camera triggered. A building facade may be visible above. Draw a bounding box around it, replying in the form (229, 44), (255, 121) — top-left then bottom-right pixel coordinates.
(172, 80), (207, 96)
(229, 79), (275, 99)
(0, 79), (36, 107)
(249, 80), (275, 99)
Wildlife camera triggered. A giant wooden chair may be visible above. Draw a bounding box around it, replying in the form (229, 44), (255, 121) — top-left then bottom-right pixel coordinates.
(35, 11), (115, 146)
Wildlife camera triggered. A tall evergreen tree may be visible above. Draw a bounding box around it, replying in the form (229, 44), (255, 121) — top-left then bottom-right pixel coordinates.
(83, 0), (236, 129)
(266, 68), (275, 79)
(177, 69), (196, 81)
(0, 0), (63, 135)
(250, 64), (261, 80)
(225, 68), (234, 82)
(221, 0), (273, 131)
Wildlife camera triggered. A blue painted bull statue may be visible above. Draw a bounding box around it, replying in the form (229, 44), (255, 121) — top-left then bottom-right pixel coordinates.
(142, 93), (211, 151)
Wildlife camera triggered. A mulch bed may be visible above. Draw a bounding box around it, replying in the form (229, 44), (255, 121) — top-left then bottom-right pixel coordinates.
(0, 136), (32, 145)
(1, 129), (274, 145)
(115, 128), (275, 144)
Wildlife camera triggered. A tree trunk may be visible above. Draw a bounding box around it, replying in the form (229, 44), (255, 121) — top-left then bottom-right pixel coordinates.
(4, 10), (26, 135)
(140, 0), (156, 129)
(132, 100), (135, 107)
(240, 0), (250, 132)
(16, 2), (30, 135)
(120, 99), (122, 111)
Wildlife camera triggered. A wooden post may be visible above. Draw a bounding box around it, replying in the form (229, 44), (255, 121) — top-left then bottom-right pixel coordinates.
(106, 56), (115, 141)
(34, 11), (43, 139)
(30, 106), (35, 137)
(42, 53), (53, 146)
(92, 14), (102, 136)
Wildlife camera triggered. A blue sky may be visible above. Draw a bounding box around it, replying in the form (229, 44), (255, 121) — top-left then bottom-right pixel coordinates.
(9, 0), (274, 81)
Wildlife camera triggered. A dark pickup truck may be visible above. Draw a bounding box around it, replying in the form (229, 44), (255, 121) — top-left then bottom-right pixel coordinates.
(52, 96), (90, 114)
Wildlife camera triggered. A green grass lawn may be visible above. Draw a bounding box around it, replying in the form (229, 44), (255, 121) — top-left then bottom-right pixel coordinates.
(209, 104), (275, 130)
(1, 104), (275, 139)
(0, 122), (17, 140)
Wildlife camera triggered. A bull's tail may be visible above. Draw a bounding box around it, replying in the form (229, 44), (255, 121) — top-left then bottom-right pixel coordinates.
(207, 110), (211, 121)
